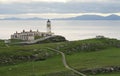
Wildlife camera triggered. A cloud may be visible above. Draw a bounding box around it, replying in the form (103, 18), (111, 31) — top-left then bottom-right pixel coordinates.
(0, 0), (120, 18)
(0, 0), (119, 4)
(70, 0), (119, 3)
(0, 2), (120, 14)
(0, 0), (67, 4)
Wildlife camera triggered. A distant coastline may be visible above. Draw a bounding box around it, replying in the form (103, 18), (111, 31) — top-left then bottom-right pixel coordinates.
(0, 14), (120, 20)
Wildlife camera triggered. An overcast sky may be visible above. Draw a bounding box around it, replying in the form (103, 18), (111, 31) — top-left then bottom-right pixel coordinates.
(0, 0), (120, 18)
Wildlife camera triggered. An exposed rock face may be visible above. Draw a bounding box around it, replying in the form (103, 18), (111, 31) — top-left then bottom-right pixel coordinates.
(36, 35), (67, 44)
(0, 50), (51, 65)
(43, 66), (120, 76)
(81, 66), (120, 75)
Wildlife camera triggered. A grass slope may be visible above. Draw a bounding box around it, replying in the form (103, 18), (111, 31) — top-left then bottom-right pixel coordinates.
(0, 56), (66, 76)
(0, 40), (6, 47)
(67, 48), (120, 69)
(0, 48), (120, 76)
(0, 38), (120, 76)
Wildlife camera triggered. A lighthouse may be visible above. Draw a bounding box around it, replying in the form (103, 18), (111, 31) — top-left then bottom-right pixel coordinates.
(11, 19), (54, 41)
(47, 19), (51, 33)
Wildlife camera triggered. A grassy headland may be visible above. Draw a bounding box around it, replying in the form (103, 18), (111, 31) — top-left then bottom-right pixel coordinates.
(0, 37), (120, 76)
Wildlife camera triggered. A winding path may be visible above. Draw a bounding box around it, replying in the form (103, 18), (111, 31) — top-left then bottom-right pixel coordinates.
(47, 47), (87, 76)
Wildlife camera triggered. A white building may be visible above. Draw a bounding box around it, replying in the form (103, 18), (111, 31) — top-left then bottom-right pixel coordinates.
(11, 20), (54, 41)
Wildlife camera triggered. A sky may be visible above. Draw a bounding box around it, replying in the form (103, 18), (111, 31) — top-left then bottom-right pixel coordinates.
(0, 0), (120, 19)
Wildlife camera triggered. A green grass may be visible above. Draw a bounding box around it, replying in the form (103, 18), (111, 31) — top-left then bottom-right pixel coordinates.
(0, 38), (120, 76)
(0, 40), (6, 47)
(0, 38), (119, 56)
(0, 48), (120, 76)
(66, 48), (120, 69)
(0, 55), (67, 76)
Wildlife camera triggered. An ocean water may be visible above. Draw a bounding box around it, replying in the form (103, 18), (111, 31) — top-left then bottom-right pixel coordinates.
(0, 20), (120, 41)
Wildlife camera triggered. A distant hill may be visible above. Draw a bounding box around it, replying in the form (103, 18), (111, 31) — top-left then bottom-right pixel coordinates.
(0, 14), (120, 20)
(54, 15), (120, 20)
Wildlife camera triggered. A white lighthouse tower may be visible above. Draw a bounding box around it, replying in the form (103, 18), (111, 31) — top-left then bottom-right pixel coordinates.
(47, 19), (51, 33)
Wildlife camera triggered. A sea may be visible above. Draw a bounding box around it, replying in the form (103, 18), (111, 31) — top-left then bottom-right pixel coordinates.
(0, 20), (120, 41)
